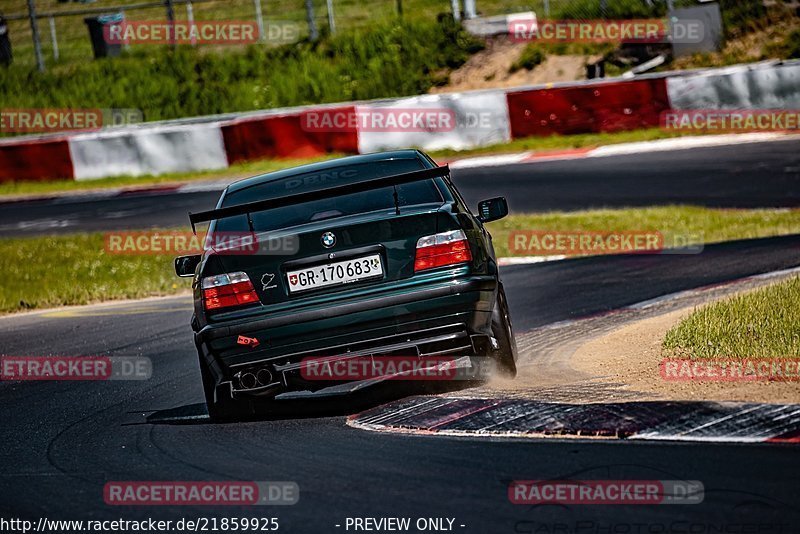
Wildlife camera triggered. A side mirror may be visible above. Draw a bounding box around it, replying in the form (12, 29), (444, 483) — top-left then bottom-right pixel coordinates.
(477, 197), (508, 223)
(175, 255), (201, 278)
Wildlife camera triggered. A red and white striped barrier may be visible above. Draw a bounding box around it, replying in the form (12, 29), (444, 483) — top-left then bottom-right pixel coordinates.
(1, 60), (798, 183)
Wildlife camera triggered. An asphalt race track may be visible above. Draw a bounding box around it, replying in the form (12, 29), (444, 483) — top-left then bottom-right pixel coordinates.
(1, 142), (800, 531)
(2, 235), (800, 529)
(1, 138), (799, 237)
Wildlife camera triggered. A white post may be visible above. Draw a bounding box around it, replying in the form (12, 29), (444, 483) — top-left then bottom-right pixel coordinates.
(186, 1), (196, 46)
(27, 0), (45, 71)
(326, 0), (335, 34)
(305, 0), (318, 41)
(120, 9), (130, 51)
(464, 0), (476, 19)
(165, 0), (176, 49)
(253, 0), (265, 42)
(451, 0), (461, 21)
(48, 15), (58, 61)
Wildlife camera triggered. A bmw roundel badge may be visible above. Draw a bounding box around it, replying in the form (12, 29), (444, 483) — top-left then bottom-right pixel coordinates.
(321, 231), (336, 248)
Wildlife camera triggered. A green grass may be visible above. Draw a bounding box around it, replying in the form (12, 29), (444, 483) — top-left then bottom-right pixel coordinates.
(509, 44), (546, 73)
(0, 18), (482, 126)
(4, 0), (790, 127)
(663, 276), (800, 359)
(2, 206), (800, 315)
(0, 233), (183, 314)
(3, 0), (794, 124)
(765, 27), (800, 60)
(11, 0), (757, 71)
(0, 127), (722, 197)
(485, 206), (800, 258)
(1, 0), (536, 69)
(668, 14), (800, 71)
(551, 0), (764, 37)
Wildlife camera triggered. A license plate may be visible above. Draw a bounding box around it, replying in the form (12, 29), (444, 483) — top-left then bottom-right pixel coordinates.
(286, 254), (383, 293)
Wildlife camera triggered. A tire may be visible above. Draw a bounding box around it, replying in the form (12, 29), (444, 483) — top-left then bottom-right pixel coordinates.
(491, 285), (518, 378)
(199, 356), (251, 422)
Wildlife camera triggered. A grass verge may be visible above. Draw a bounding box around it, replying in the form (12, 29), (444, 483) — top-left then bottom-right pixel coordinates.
(4, 0), (528, 69)
(663, 276), (800, 359)
(2, 206), (800, 315)
(0, 128), (724, 197)
(485, 206), (800, 258)
(0, 233), (182, 315)
(0, 19), (481, 124)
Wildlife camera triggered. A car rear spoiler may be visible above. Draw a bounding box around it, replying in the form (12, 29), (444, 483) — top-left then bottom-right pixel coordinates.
(188, 164), (451, 233)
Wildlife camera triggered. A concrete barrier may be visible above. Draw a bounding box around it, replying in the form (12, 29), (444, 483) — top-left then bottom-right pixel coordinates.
(68, 123), (228, 181)
(667, 61), (800, 109)
(506, 78), (670, 137)
(3, 60), (798, 182)
(356, 91), (511, 153)
(0, 137), (74, 182)
(221, 106), (359, 164)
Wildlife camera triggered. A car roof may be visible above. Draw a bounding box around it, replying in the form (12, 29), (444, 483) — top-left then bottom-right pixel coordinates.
(225, 150), (430, 195)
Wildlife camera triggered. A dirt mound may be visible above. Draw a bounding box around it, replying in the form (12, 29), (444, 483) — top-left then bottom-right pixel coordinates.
(430, 35), (595, 93)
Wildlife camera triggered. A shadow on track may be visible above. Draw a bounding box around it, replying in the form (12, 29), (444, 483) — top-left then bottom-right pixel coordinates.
(143, 380), (480, 425)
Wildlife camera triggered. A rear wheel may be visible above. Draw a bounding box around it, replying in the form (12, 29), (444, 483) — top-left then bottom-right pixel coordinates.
(491, 285), (518, 378)
(199, 356), (251, 422)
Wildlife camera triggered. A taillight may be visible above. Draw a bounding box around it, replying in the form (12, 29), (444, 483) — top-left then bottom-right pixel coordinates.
(414, 229), (472, 272)
(202, 272), (260, 311)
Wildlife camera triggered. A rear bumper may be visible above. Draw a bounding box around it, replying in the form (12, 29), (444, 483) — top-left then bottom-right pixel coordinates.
(195, 275), (498, 399)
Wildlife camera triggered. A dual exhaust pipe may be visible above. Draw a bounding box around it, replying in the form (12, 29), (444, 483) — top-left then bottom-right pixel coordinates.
(236, 367), (274, 390)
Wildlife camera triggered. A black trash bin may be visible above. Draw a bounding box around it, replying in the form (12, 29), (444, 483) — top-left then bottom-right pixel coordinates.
(84, 13), (124, 59)
(0, 16), (12, 67)
(586, 61), (605, 80)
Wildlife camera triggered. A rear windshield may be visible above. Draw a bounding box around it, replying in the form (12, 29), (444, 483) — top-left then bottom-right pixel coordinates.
(215, 159), (445, 232)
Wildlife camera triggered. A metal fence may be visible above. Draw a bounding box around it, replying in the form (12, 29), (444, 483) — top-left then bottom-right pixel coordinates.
(0, 0), (483, 69)
(0, 0), (694, 71)
(2, 0), (314, 70)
